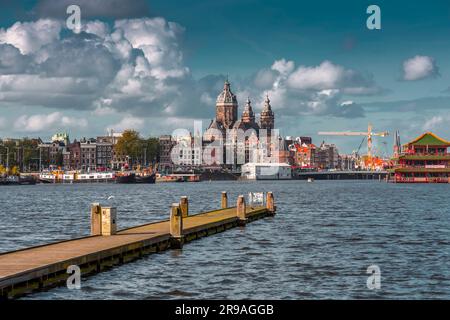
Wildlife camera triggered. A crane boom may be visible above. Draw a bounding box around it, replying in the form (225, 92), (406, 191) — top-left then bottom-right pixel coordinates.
(317, 123), (389, 170)
(318, 132), (368, 136)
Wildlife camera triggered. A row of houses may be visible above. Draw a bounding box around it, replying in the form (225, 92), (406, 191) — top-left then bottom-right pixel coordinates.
(38, 132), (126, 171)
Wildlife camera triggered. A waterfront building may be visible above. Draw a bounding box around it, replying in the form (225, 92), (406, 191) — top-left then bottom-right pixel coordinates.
(63, 140), (81, 170)
(241, 162), (292, 180)
(339, 154), (358, 171)
(97, 132), (126, 170)
(80, 139), (97, 172)
(51, 133), (70, 146)
(170, 133), (202, 169)
(391, 132), (450, 183)
(96, 142), (113, 170)
(159, 135), (177, 172)
(316, 142), (339, 170)
(292, 142), (317, 169)
(38, 141), (65, 169)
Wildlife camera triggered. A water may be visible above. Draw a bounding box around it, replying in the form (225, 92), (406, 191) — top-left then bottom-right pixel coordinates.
(1, 181), (449, 299)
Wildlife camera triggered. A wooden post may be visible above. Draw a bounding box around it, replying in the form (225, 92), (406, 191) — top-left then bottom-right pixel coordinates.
(90, 203), (102, 236)
(101, 207), (117, 236)
(221, 191), (228, 209)
(180, 196), (189, 218)
(170, 203), (184, 248)
(266, 192), (276, 215)
(237, 195), (247, 226)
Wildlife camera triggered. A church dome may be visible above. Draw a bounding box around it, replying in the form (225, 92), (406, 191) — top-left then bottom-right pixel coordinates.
(216, 80), (238, 105)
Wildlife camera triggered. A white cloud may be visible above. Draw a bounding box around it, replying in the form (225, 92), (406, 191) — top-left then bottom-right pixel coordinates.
(0, 19), (62, 54)
(83, 21), (110, 38)
(422, 115), (449, 131)
(106, 116), (144, 132)
(238, 59), (379, 118)
(271, 59), (295, 75)
(287, 61), (346, 90)
(13, 112), (87, 133)
(403, 55), (438, 81)
(114, 18), (188, 80)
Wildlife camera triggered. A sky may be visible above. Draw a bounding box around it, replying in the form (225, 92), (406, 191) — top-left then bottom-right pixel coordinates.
(0, 0), (450, 154)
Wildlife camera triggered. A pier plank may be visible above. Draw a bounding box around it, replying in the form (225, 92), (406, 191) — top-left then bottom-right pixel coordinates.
(0, 205), (271, 298)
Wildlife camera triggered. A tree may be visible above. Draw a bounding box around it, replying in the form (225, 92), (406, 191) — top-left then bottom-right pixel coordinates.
(144, 137), (160, 165)
(114, 130), (144, 166)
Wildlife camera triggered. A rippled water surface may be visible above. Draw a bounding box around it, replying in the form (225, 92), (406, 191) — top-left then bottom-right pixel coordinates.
(1, 181), (449, 299)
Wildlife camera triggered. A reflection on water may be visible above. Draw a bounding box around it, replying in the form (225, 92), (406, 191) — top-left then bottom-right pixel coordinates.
(0, 181), (449, 299)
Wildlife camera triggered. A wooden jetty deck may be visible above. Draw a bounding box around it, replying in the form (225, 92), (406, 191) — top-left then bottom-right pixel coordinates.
(0, 192), (276, 299)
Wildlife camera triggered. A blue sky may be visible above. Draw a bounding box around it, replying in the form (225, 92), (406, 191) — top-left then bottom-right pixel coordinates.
(0, 0), (450, 153)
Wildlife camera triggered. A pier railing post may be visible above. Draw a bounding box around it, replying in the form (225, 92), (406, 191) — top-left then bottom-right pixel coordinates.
(170, 203), (184, 248)
(266, 192), (276, 215)
(90, 203), (102, 236)
(180, 196), (189, 218)
(101, 207), (117, 236)
(237, 195), (247, 226)
(221, 191), (228, 209)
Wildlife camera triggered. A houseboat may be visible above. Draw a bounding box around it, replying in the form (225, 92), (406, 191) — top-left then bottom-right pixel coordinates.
(391, 132), (450, 183)
(39, 171), (115, 183)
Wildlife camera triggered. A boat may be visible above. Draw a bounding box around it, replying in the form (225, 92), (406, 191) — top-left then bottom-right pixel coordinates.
(307, 177), (314, 183)
(135, 173), (156, 184)
(0, 175), (37, 185)
(115, 172), (136, 184)
(39, 171), (115, 183)
(134, 167), (156, 184)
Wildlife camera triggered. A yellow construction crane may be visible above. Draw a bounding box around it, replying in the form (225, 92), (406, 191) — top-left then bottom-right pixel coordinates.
(318, 123), (389, 163)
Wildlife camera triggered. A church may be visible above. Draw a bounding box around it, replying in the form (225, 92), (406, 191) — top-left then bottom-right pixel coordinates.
(204, 80), (276, 167)
(206, 79), (275, 137)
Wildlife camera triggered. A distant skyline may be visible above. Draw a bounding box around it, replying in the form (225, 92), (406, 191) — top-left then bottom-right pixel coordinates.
(1, 0), (450, 153)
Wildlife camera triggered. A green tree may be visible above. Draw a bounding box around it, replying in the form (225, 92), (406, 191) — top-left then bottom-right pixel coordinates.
(115, 130), (144, 166)
(143, 137), (160, 165)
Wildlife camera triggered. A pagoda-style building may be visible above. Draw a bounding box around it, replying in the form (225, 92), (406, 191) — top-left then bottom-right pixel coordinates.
(391, 132), (450, 183)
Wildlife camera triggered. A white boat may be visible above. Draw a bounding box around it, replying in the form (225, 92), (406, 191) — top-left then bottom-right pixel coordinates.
(39, 171), (115, 183)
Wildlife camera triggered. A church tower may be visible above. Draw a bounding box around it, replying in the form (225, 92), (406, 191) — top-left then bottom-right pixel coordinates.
(260, 94), (275, 130)
(241, 98), (256, 124)
(215, 80), (238, 129)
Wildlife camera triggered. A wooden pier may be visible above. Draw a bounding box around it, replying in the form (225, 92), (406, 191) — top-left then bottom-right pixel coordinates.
(0, 192), (276, 299)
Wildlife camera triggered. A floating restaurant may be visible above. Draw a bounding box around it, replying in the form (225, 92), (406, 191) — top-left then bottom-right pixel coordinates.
(391, 132), (450, 183)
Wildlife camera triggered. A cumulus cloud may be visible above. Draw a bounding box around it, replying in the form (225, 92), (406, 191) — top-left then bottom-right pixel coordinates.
(14, 112), (87, 133)
(0, 19), (62, 54)
(231, 59), (381, 119)
(422, 115), (449, 131)
(0, 17), (196, 117)
(403, 55), (438, 81)
(0, 16), (385, 136)
(0, 44), (32, 74)
(106, 116), (144, 132)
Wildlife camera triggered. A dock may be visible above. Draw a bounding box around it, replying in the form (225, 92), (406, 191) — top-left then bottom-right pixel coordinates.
(293, 170), (388, 180)
(0, 192), (276, 299)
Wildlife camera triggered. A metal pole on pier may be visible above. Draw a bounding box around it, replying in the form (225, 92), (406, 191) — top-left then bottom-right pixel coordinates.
(6, 147), (9, 170)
